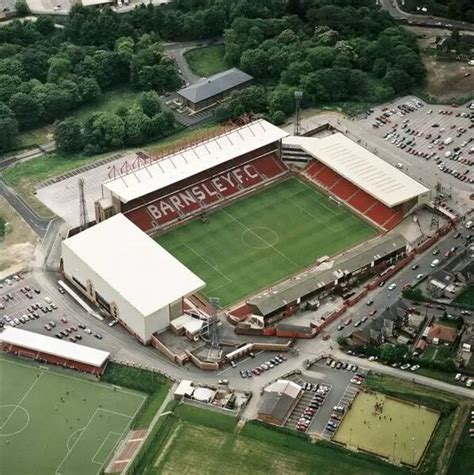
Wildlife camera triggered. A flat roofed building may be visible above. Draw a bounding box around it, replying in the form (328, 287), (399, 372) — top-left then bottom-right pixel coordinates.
(177, 68), (253, 111)
(101, 119), (288, 206)
(0, 327), (110, 374)
(61, 214), (205, 344)
(283, 133), (430, 208)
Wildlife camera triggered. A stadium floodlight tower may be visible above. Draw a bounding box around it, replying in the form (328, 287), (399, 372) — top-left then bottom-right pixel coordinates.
(294, 90), (303, 136)
(78, 178), (89, 231)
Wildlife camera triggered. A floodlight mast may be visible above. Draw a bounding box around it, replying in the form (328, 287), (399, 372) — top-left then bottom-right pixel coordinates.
(294, 91), (303, 136)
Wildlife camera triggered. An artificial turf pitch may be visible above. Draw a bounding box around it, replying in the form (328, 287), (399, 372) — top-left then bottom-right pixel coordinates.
(333, 391), (439, 466)
(0, 354), (146, 475)
(157, 178), (376, 307)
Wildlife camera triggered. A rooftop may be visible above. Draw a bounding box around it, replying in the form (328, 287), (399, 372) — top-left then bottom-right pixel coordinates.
(102, 119), (288, 204)
(177, 68), (253, 104)
(249, 234), (407, 316)
(427, 324), (457, 343)
(283, 133), (430, 207)
(62, 214), (205, 316)
(0, 327), (110, 367)
(258, 380), (302, 422)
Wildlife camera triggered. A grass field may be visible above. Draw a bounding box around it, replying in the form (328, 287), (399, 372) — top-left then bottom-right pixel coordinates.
(0, 355), (146, 475)
(2, 123), (219, 218)
(157, 178), (376, 306)
(138, 404), (405, 475)
(448, 413), (474, 475)
(184, 45), (228, 77)
(334, 391), (439, 466)
(12, 87), (142, 152)
(364, 373), (468, 474)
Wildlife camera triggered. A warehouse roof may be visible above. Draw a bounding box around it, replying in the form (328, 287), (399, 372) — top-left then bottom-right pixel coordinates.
(102, 119), (288, 204)
(62, 214), (205, 316)
(248, 235), (407, 316)
(0, 327), (109, 367)
(283, 134), (430, 207)
(177, 68), (253, 104)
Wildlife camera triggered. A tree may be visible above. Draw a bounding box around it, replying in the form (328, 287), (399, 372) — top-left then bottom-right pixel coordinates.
(383, 68), (413, 93)
(78, 77), (101, 104)
(47, 57), (72, 83)
(137, 90), (161, 118)
(239, 49), (270, 78)
(268, 85), (295, 116)
(35, 16), (56, 36)
(15, 0), (29, 16)
(0, 102), (18, 152)
(83, 112), (124, 154)
(271, 110), (286, 125)
(123, 108), (151, 146)
(8, 92), (43, 129)
(54, 118), (83, 153)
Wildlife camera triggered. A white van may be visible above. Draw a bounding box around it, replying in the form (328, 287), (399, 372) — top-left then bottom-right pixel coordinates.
(443, 137), (453, 145)
(44, 297), (52, 304)
(431, 259), (440, 267)
(466, 220), (473, 230)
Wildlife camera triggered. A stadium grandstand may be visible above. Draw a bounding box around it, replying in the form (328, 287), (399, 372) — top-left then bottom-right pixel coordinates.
(0, 327), (110, 375)
(61, 214), (205, 344)
(282, 134), (431, 230)
(95, 119), (289, 233)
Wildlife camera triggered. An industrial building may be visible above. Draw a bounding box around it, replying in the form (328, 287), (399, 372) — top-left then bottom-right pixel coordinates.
(0, 327), (110, 375)
(61, 214), (205, 344)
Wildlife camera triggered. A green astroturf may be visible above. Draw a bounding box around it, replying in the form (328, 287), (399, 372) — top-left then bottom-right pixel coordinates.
(157, 178), (376, 306)
(0, 355), (146, 475)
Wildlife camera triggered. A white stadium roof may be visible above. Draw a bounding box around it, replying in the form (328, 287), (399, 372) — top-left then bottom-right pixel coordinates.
(0, 327), (109, 367)
(283, 133), (429, 207)
(102, 119), (288, 204)
(62, 214), (205, 316)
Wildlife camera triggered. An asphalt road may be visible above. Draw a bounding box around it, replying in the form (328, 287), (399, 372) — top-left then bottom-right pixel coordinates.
(0, 177), (51, 237)
(380, 0), (474, 31)
(337, 228), (470, 339)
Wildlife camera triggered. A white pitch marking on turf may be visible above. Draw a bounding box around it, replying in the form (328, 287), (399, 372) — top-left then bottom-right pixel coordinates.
(222, 210), (300, 269)
(0, 372), (42, 432)
(94, 391), (147, 475)
(55, 409), (101, 475)
(66, 428), (84, 451)
(0, 355), (147, 403)
(0, 405), (30, 437)
(241, 227), (279, 249)
(182, 243), (232, 285)
(91, 431), (122, 465)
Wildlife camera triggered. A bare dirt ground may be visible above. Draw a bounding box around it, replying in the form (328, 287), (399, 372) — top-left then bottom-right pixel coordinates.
(422, 56), (473, 100)
(0, 197), (37, 276)
(407, 26), (474, 100)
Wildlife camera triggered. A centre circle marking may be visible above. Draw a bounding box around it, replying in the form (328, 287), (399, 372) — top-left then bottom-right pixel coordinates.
(0, 405), (30, 437)
(241, 227), (278, 249)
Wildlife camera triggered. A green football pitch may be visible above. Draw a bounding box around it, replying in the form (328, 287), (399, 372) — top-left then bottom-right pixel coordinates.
(0, 354), (146, 475)
(157, 178), (376, 306)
